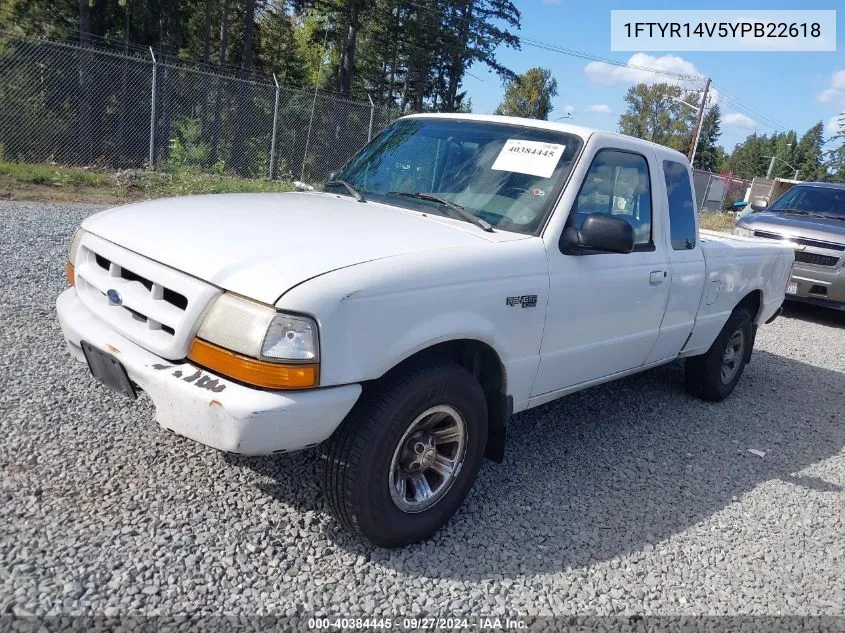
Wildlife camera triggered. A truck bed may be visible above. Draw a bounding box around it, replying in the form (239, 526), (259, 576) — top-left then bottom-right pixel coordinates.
(680, 230), (795, 357)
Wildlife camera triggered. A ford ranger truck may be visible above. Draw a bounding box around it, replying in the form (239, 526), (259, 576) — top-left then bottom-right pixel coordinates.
(57, 114), (795, 547)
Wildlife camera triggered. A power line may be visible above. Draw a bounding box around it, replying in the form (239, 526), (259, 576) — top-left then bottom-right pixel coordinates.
(516, 43), (791, 134)
(648, 75), (782, 134)
(401, 1), (702, 82)
(715, 93), (785, 133)
(513, 40), (792, 134)
(401, 0), (703, 83)
(520, 36), (703, 82)
(520, 38), (789, 133)
(710, 83), (791, 131)
(400, 2), (794, 134)
(402, 0), (791, 135)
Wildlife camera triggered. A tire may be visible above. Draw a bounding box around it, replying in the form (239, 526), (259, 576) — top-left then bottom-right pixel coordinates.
(685, 307), (754, 401)
(320, 359), (488, 547)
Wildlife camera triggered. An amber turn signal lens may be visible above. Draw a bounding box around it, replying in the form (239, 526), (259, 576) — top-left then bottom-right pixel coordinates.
(188, 338), (319, 389)
(66, 261), (75, 286)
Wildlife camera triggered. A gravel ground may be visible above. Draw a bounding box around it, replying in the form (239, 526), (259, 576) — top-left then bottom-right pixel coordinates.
(1, 200), (844, 619)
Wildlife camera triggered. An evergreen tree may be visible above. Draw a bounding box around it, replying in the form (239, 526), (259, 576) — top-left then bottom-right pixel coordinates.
(693, 104), (721, 172)
(793, 122), (825, 181)
(728, 133), (772, 180)
(825, 114), (845, 182)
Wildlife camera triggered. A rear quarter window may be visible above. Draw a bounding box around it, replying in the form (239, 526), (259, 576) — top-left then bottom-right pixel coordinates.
(663, 160), (697, 250)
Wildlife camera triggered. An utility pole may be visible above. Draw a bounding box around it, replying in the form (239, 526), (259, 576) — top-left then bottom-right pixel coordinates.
(688, 77), (711, 166)
(765, 156), (776, 179)
(765, 143), (795, 179)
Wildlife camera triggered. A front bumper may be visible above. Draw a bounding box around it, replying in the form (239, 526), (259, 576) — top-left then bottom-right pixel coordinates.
(787, 263), (845, 311)
(56, 288), (362, 455)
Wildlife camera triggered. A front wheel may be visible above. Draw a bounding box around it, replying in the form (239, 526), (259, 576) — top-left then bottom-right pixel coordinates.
(685, 307), (754, 401)
(320, 359), (488, 547)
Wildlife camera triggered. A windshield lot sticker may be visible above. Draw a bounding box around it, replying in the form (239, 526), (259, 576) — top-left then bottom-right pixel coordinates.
(492, 140), (566, 178)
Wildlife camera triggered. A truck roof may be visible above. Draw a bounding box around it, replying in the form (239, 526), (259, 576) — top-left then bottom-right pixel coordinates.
(400, 112), (690, 164)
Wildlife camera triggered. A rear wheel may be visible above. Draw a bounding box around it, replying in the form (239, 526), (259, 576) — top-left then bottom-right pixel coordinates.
(321, 359), (488, 547)
(685, 307), (753, 401)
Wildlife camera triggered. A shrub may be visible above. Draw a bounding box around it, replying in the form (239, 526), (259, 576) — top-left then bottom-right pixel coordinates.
(166, 117), (210, 173)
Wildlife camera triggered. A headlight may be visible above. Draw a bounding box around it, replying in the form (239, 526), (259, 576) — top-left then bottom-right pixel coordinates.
(66, 228), (85, 285)
(734, 226), (754, 238)
(190, 293), (319, 389)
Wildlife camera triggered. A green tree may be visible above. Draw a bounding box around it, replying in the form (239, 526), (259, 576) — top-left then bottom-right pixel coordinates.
(618, 83), (697, 152)
(257, 7), (308, 86)
(768, 131), (797, 179)
(726, 127), (826, 181)
(494, 67), (558, 120)
(728, 133), (772, 180)
(825, 114), (845, 182)
(438, 0), (521, 112)
(715, 146), (730, 173)
(0, 0), (527, 176)
(793, 122), (825, 181)
(693, 104), (721, 171)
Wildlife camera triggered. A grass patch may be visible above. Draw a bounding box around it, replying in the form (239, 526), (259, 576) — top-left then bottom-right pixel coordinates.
(699, 212), (737, 233)
(114, 170), (293, 198)
(0, 161), (107, 188)
(0, 161), (293, 204)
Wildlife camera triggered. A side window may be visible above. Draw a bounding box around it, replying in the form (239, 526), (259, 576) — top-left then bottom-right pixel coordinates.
(569, 149), (652, 247)
(663, 160), (697, 250)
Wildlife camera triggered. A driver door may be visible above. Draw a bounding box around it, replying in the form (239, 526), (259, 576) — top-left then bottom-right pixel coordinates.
(531, 145), (670, 398)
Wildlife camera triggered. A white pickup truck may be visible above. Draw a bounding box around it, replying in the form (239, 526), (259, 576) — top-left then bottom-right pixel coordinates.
(57, 114), (794, 547)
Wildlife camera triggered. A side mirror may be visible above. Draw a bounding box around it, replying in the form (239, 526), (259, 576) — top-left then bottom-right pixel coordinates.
(749, 197), (768, 212)
(732, 200), (748, 210)
(560, 213), (635, 255)
(326, 170), (339, 182)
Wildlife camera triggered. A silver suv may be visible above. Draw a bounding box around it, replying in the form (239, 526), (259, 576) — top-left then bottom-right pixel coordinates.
(736, 182), (845, 311)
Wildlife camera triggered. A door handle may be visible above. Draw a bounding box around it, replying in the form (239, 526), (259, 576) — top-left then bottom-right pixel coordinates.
(649, 270), (667, 285)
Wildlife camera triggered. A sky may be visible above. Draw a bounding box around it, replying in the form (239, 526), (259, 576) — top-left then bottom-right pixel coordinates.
(462, 0), (844, 152)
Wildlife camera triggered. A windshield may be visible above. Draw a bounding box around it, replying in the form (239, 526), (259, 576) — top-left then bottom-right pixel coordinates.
(767, 185), (845, 219)
(332, 118), (583, 234)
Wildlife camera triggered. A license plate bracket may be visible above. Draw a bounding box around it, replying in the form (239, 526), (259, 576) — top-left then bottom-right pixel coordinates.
(81, 341), (137, 399)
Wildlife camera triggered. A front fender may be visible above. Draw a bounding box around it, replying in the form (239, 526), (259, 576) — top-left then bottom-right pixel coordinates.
(277, 242), (550, 409)
(379, 311), (501, 377)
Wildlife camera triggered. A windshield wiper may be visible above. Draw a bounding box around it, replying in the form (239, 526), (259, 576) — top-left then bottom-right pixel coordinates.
(775, 208), (826, 218)
(387, 191), (493, 232)
(325, 180), (366, 203)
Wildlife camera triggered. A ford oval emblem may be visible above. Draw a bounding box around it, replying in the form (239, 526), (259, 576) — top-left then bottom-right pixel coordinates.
(106, 289), (122, 306)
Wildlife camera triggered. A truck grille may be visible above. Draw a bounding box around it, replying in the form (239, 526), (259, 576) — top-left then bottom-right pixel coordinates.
(74, 233), (221, 359)
(753, 230), (845, 251)
(793, 251), (840, 267)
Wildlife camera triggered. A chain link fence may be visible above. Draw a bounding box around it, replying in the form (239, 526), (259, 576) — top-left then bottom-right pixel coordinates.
(0, 35), (400, 181)
(0, 35), (764, 208)
(693, 169), (750, 213)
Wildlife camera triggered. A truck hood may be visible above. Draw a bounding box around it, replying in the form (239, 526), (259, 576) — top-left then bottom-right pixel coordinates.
(738, 211), (845, 244)
(82, 192), (513, 304)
